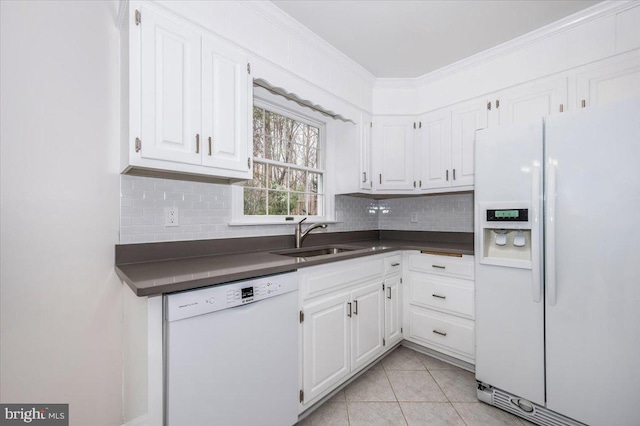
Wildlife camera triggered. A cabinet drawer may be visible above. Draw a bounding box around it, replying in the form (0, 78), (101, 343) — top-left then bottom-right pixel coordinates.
(409, 253), (474, 279)
(409, 273), (473, 318)
(408, 307), (475, 357)
(299, 257), (385, 300)
(384, 255), (402, 275)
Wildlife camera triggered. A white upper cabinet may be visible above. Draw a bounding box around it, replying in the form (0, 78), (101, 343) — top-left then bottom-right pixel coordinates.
(451, 97), (487, 188)
(373, 116), (415, 191)
(201, 36), (252, 173)
(359, 115), (373, 191)
(414, 98), (485, 192)
(492, 76), (568, 127)
(416, 108), (451, 190)
(333, 114), (372, 194)
(140, 8), (201, 165)
(576, 52), (640, 109)
(123, 3), (252, 181)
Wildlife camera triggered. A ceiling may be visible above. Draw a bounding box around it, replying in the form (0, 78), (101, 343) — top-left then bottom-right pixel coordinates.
(272, 0), (601, 78)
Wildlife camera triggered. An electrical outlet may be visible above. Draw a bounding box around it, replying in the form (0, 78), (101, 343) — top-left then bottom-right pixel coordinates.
(410, 212), (418, 223)
(165, 207), (179, 227)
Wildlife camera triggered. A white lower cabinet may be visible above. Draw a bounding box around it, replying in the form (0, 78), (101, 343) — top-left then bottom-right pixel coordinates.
(298, 254), (402, 411)
(350, 281), (385, 371)
(301, 291), (352, 404)
(384, 275), (403, 347)
(404, 252), (476, 365)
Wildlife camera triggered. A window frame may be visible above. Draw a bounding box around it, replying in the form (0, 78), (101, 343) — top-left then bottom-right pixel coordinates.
(230, 89), (334, 225)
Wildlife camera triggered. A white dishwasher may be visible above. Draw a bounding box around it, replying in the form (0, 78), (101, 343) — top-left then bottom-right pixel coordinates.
(165, 272), (298, 426)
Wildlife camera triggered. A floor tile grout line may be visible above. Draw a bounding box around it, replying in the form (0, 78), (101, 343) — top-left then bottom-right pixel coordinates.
(419, 353), (470, 426)
(381, 360), (409, 425)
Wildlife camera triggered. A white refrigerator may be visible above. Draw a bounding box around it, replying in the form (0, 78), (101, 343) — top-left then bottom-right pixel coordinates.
(474, 98), (640, 426)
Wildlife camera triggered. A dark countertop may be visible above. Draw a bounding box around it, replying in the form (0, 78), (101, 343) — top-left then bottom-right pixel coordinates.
(115, 231), (474, 297)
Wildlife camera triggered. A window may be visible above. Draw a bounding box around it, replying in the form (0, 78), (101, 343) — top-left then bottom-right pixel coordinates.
(243, 102), (325, 219)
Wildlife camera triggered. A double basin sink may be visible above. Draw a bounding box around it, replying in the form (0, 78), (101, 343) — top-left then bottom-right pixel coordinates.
(272, 245), (363, 261)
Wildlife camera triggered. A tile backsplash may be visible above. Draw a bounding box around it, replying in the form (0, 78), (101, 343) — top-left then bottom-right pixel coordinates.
(120, 175), (473, 244)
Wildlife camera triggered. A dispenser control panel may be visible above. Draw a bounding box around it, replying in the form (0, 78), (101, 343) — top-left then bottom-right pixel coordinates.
(486, 209), (529, 222)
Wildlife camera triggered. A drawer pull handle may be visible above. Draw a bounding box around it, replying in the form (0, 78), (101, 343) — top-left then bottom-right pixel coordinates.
(347, 302), (352, 317)
(387, 287), (392, 299)
(432, 294), (446, 299)
(353, 300), (358, 315)
(391, 262), (400, 267)
(432, 265), (446, 269)
(433, 329), (447, 337)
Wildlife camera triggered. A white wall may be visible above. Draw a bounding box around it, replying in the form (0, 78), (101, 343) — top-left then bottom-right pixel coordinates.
(0, 2), (123, 425)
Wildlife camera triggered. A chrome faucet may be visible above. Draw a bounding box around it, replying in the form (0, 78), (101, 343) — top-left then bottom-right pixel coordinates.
(295, 218), (329, 248)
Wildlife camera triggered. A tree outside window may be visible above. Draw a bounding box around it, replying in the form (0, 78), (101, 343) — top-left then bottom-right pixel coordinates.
(244, 106), (323, 217)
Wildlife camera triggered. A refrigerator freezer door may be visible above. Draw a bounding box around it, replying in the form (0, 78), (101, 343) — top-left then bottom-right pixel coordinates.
(545, 99), (640, 426)
(475, 123), (545, 406)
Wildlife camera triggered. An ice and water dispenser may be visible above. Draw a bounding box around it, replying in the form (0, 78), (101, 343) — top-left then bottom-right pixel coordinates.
(479, 202), (533, 269)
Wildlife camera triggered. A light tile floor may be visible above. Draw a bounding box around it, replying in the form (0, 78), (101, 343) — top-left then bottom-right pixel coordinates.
(298, 346), (534, 426)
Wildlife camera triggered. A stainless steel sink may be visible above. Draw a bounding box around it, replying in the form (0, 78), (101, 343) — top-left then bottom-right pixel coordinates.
(272, 245), (361, 259)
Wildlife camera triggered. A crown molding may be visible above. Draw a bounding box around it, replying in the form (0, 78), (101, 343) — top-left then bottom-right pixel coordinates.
(246, 1), (377, 85)
(415, 0), (638, 86)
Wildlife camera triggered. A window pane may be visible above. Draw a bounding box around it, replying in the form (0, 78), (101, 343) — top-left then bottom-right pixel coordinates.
(308, 172), (321, 194)
(253, 107), (263, 133)
(290, 192), (307, 216)
(244, 188), (267, 215)
(268, 165), (288, 190)
(307, 194), (323, 216)
(267, 190), (288, 215)
(247, 162), (266, 188)
(288, 169), (306, 192)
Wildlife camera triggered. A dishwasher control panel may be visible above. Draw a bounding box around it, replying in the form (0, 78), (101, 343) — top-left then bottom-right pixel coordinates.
(165, 272), (298, 322)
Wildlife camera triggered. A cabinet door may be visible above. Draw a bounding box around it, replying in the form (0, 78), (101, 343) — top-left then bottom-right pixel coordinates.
(302, 292), (351, 404)
(417, 109), (452, 190)
(374, 116), (415, 191)
(451, 98), (487, 188)
(384, 276), (403, 347)
(497, 77), (568, 126)
(201, 36), (251, 176)
(576, 53), (640, 109)
(359, 115), (373, 190)
(140, 6), (201, 165)
(351, 282), (384, 371)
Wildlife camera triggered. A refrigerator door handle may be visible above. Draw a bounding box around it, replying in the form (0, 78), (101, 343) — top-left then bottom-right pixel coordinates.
(546, 159), (558, 306)
(531, 162), (542, 303)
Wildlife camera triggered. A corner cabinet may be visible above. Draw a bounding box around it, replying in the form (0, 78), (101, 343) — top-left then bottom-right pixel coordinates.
(121, 3), (252, 181)
(372, 116), (415, 192)
(298, 253), (402, 411)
